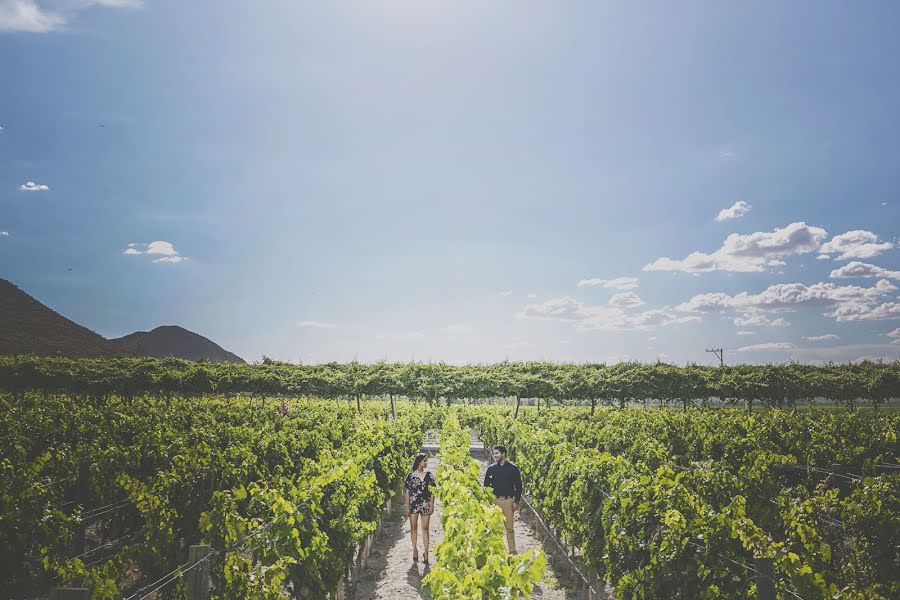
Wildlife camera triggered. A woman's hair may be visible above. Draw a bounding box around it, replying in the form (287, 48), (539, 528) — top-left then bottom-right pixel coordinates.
(411, 452), (428, 472)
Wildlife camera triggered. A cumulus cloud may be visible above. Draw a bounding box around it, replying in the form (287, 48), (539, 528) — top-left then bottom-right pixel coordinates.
(715, 201), (752, 222)
(818, 230), (894, 261)
(643, 222), (827, 273)
(19, 180), (49, 191)
(733, 313), (790, 328)
(0, 231), (7, 236)
(888, 328), (900, 344)
(499, 290), (513, 297)
(0, 1), (64, 32)
(577, 278), (606, 287)
(803, 334), (840, 342)
(606, 277), (639, 290)
(829, 261), (900, 280)
(678, 279), (895, 317)
(736, 331), (756, 335)
(608, 291), (645, 308)
(527, 292), (537, 299)
(518, 296), (700, 331)
(0, 0), (141, 33)
(736, 342), (795, 352)
(438, 323), (474, 335)
(576, 276), (639, 290)
(124, 241), (187, 264)
(297, 320), (339, 328)
(827, 302), (900, 322)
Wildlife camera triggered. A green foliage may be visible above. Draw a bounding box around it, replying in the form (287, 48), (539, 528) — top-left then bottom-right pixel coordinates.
(471, 406), (898, 600)
(424, 414), (546, 599)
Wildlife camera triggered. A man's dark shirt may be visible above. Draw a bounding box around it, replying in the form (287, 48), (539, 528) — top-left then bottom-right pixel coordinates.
(483, 460), (522, 503)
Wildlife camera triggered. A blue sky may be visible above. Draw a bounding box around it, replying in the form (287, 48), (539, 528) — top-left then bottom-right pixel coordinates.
(1, 1), (899, 365)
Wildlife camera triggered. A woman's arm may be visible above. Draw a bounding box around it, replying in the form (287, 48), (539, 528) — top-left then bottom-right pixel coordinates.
(405, 489), (411, 517)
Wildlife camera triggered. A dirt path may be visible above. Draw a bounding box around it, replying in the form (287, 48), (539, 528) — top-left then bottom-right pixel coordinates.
(354, 451), (601, 600)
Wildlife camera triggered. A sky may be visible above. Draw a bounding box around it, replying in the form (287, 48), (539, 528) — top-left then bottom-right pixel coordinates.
(1, 1), (899, 365)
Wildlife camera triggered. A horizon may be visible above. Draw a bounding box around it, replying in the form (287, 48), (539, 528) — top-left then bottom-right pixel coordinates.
(2, 2), (899, 366)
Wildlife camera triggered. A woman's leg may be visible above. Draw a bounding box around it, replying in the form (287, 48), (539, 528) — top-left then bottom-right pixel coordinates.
(420, 514), (431, 561)
(409, 513), (419, 556)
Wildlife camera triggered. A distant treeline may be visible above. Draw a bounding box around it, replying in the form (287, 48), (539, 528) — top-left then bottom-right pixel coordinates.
(1, 356), (898, 412)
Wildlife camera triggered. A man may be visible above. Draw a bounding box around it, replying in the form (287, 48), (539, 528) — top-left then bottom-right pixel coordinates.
(483, 445), (522, 554)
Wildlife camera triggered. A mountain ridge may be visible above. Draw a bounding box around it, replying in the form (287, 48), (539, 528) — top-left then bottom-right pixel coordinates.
(0, 278), (245, 363)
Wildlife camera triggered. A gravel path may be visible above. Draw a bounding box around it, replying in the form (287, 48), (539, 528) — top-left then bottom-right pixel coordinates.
(353, 451), (603, 600)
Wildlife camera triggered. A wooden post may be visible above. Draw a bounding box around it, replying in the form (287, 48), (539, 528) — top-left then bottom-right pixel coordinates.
(54, 589), (89, 600)
(187, 545), (211, 600)
(829, 463), (843, 489)
(754, 557), (776, 600)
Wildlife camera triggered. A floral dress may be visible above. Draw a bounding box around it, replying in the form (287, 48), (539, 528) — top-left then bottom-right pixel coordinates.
(404, 470), (435, 515)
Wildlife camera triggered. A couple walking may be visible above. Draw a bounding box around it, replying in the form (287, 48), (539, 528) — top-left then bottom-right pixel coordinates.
(403, 445), (522, 563)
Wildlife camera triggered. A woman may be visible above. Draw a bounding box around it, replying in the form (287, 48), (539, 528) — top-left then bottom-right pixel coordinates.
(404, 452), (435, 564)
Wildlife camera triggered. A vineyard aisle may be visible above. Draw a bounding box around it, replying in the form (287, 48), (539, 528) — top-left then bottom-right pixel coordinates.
(355, 453), (594, 599)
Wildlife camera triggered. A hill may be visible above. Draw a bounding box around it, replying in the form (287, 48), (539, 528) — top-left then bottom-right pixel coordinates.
(110, 325), (246, 364)
(0, 278), (122, 358)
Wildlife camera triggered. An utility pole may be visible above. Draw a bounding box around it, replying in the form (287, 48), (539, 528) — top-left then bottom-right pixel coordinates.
(706, 348), (724, 367)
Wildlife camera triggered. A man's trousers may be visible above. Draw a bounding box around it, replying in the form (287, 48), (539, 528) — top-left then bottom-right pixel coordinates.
(494, 498), (517, 554)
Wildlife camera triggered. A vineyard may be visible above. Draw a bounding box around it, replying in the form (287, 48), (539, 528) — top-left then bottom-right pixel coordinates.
(1, 357), (898, 599)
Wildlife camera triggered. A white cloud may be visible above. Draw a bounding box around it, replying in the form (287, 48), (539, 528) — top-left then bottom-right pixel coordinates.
(605, 277), (639, 290)
(679, 279), (895, 317)
(499, 290), (513, 297)
(829, 261), (900, 280)
(519, 296), (700, 331)
(297, 320), (339, 328)
(887, 328), (900, 344)
(0, 231), (7, 236)
(827, 302), (900, 322)
(577, 276), (638, 290)
(733, 313), (769, 327)
(737, 331), (756, 335)
(0, 0), (141, 33)
(715, 201), (752, 222)
(577, 278), (606, 287)
(818, 230), (894, 261)
(124, 240), (186, 264)
(527, 292), (537, 299)
(803, 334), (840, 342)
(643, 222), (827, 273)
(0, 1), (65, 32)
(438, 323), (474, 335)
(608, 291), (645, 308)
(770, 318), (790, 328)
(736, 342), (795, 352)
(19, 180), (49, 191)
(816, 254), (830, 260)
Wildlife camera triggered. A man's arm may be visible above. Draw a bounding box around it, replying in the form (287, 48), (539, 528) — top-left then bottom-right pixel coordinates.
(483, 464), (491, 488)
(512, 465), (523, 504)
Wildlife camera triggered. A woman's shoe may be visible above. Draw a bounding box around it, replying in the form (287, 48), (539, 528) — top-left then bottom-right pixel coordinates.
(423, 555), (430, 565)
